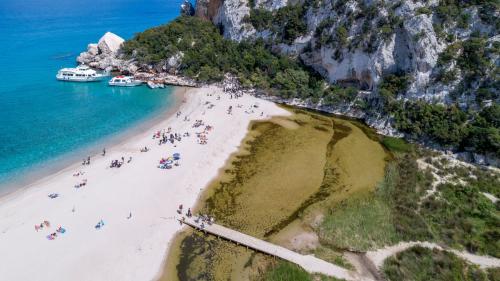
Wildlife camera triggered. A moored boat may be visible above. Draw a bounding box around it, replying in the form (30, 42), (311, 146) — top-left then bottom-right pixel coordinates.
(108, 76), (142, 87)
(56, 64), (106, 82)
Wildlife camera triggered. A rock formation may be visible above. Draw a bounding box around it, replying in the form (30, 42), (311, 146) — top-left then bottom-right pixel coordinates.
(181, 0), (195, 16)
(77, 32), (127, 71)
(196, 0), (256, 41)
(194, 0), (499, 105)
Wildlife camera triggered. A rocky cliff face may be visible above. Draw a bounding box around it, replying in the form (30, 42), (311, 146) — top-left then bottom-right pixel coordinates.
(195, 0), (499, 106)
(197, 0), (257, 41)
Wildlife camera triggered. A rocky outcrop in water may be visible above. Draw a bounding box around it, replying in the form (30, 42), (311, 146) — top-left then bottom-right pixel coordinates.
(77, 32), (127, 71)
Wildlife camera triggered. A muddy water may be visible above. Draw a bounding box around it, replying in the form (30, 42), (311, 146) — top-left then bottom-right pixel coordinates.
(162, 107), (388, 281)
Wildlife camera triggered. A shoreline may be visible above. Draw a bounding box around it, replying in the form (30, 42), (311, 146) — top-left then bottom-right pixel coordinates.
(0, 86), (183, 201)
(0, 85), (290, 281)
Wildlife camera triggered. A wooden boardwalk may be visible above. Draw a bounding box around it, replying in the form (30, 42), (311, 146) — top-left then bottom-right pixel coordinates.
(180, 217), (368, 281)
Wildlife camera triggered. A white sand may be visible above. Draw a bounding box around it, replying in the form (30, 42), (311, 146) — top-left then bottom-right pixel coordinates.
(0, 86), (290, 281)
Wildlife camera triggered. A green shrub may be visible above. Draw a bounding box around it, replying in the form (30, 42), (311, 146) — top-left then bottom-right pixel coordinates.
(263, 261), (342, 281)
(381, 136), (413, 153)
(416, 7), (432, 15)
(123, 16), (326, 99)
(421, 183), (499, 257)
(248, 4), (307, 43)
(393, 102), (469, 147)
(383, 246), (492, 281)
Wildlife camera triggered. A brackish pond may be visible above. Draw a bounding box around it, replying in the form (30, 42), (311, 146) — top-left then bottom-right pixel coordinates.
(160, 107), (388, 281)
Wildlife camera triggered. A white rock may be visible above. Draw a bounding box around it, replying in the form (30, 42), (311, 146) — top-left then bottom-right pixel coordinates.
(87, 43), (98, 56)
(97, 32), (125, 54)
(212, 0), (256, 41)
(167, 52), (184, 71)
(254, 0), (288, 10)
(76, 32), (126, 71)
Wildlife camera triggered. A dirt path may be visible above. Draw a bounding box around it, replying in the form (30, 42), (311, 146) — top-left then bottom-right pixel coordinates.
(365, 241), (500, 269)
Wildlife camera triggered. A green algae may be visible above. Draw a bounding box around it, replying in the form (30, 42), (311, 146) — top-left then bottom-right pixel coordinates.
(163, 107), (388, 280)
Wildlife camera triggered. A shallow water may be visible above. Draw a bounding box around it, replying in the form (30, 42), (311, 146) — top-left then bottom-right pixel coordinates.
(165, 108), (388, 280)
(0, 0), (184, 192)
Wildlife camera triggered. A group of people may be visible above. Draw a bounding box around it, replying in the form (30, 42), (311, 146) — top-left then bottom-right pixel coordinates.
(48, 193), (59, 199)
(74, 179), (87, 189)
(34, 220), (66, 241)
(223, 78), (244, 99)
(110, 157), (132, 168)
(158, 153), (181, 170)
(159, 133), (182, 145)
(196, 124), (213, 145)
(192, 120), (204, 128)
(153, 127), (186, 146)
(194, 214), (215, 229)
(177, 203), (216, 230)
(34, 220), (50, 231)
(82, 156), (91, 165)
(46, 226), (66, 240)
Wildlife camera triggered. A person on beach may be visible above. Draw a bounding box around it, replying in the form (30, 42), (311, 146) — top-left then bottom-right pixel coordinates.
(102, 148), (106, 156)
(127, 212), (132, 219)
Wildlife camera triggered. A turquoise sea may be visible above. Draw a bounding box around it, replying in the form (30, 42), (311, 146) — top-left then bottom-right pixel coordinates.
(0, 0), (183, 193)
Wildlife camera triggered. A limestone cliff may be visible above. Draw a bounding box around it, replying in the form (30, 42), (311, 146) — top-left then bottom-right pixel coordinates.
(194, 0), (499, 106)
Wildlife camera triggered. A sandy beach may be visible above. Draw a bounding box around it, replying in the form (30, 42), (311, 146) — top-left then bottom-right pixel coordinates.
(0, 86), (290, 281)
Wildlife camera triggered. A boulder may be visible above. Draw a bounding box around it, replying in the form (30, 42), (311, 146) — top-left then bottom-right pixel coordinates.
(87, 43), (98, 56)
(77, 32), (125, 71)
(97, 32), (125, 54)
(166, 52), (184, 74)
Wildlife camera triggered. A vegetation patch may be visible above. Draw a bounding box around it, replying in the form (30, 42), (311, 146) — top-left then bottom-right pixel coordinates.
(247, 5), (308, 43)
(377, 152), (500, 258)
(391, 102), (499, 157)
(383, 246), (495, 281)
(319, 194), (400, 251)
(421, 183), (499, 257)
(381, 136), (413, 153)
(262, 261), (343, 281)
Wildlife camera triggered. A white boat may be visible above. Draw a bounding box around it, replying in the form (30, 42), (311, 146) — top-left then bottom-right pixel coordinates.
(56, 64), (106, 82)
(108, 76), (142, 87)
